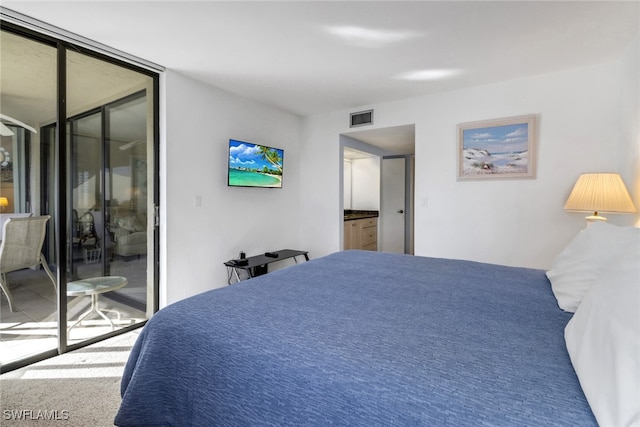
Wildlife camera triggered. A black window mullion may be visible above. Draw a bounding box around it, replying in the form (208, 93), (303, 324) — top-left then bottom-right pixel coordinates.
(152, 75), (160, 314)
(102, 106), (109, 276)
(56, 43), (68, 354)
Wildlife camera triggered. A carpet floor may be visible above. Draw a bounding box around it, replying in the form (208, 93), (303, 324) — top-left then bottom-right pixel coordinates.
(1, 328), (141, 426)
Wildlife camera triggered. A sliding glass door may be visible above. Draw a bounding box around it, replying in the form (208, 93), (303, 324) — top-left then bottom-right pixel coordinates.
(0, 24), (159, 371)
(0, 30), (59, 367)
(63, 89), (152, 344)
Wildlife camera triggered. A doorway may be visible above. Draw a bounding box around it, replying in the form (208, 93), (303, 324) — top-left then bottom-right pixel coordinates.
(341, 124), (415, 254)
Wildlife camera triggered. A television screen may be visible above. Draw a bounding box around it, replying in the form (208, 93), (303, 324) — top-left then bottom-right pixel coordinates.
(228, 139), (284, 188)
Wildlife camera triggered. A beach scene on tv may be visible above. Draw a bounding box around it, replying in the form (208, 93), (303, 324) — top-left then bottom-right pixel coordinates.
(228, 139), (283, 188)
(462, 122), (529, 176)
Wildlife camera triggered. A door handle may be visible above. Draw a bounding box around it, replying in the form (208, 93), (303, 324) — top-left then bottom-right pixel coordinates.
(397, 209), (404, 214)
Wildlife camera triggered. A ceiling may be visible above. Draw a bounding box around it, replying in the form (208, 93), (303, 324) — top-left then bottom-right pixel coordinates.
(0, 30), (151, 136)
(1, 1), (639, 152)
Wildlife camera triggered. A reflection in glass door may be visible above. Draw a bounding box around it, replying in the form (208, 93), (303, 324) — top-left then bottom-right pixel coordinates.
(105, 93), (150, 315)
(69, 110), (102, 284)
(65, 48), (154, 345)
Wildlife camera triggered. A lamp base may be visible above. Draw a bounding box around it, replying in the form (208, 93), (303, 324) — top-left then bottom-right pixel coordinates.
(585, 213), (607, 225)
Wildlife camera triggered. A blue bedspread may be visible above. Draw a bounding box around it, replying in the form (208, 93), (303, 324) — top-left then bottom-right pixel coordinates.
(115, 251), (595, 426)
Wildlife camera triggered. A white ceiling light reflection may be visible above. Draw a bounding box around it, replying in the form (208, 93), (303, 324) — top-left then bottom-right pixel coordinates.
(326, 26), (423, 48)
(395, 69), (462, 81)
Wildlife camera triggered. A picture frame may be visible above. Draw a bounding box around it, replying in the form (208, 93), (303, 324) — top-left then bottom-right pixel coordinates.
(457, 114), (536, 180)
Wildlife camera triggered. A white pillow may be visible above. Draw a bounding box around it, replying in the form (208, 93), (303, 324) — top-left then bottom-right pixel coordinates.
(564, 240), (640, 427)
(546, 222), (639, 312)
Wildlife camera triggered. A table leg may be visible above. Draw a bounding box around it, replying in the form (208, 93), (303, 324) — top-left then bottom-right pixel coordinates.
(68, 293), (118, 335)
(293, 254), (310, 264)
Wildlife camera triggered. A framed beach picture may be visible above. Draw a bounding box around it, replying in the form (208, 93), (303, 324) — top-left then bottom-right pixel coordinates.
(457, 114), (536, 180)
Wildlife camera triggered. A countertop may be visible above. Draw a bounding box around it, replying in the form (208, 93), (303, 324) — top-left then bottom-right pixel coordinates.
(344, 210), (379, 221)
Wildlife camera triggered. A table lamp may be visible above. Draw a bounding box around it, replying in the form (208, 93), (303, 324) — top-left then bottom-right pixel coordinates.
(0, 197), (8, 212)
(563, 173), (637, 224)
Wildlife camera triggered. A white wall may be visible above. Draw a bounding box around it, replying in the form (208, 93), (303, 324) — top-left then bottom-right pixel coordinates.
(343, 159), (352, 209)
(350, 157), (380, 210)
(617, 36), (640, 226)
(162, 70), (302, 306)
(415, 62), (632, 269)
(300, 113), (344, 257)
(301, 45), (639, 270)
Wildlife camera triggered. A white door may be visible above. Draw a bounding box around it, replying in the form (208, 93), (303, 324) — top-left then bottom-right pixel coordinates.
(381, 158), (405, 253)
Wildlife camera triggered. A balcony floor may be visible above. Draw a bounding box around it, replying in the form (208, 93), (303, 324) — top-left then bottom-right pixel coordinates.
(1, 258), (148, 367)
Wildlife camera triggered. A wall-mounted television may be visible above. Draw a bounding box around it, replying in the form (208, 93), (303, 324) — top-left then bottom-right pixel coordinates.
(228, 139), (284, 188)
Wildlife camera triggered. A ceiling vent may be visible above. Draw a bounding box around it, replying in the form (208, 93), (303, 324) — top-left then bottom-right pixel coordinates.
(350, 109), (373, 128)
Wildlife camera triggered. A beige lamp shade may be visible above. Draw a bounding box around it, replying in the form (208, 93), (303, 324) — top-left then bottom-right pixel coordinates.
(0, 197), (8, 208)
(564, 173), (637, 222)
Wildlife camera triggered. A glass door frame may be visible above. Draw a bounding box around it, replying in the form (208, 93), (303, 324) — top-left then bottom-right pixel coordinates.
(0, 21), (160, 373)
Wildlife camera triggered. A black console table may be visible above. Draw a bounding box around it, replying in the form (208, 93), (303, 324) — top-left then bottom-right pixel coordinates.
(224, 249), (309, 284)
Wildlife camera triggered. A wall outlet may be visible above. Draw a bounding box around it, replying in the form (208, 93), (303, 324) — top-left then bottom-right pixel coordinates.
(194, 195), (202, 208)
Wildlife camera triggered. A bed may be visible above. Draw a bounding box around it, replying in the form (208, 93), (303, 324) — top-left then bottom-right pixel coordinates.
(115, 224), (639, 426)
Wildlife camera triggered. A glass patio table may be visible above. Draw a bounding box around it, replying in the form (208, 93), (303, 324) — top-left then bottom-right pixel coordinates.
(66, 276), (128, 334)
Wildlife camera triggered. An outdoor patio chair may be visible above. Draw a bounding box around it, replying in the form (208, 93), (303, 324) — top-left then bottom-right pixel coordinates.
(0, 215), (56, 312)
